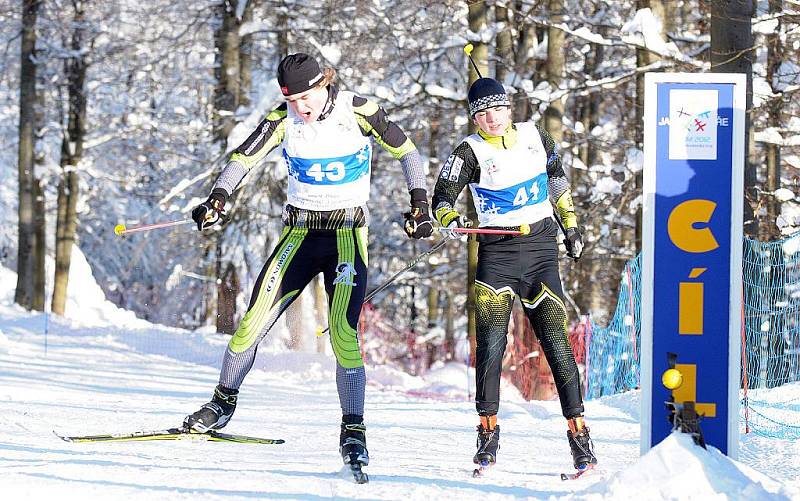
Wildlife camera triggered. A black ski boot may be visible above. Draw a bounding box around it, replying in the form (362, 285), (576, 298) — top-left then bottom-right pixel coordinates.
(567, 417), (597, 470)
(473, 424), (500, 465)
(339, 414), (369, 466)
(183, 384), (238, 433)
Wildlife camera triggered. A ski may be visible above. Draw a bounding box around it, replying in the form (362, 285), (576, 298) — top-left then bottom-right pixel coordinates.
(341, 463), (369, 484)
(54, 427), (284, 444)
(560, 464), (595, 481)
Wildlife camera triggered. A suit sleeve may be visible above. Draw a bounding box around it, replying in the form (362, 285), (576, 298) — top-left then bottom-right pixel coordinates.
(352, 95), (426, 193)
(211, 104), (288, 199)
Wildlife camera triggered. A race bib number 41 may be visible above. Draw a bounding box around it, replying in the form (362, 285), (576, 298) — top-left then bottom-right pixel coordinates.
(473, 173), (548, 215)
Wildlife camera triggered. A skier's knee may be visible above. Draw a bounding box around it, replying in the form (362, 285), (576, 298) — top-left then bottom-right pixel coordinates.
(330, 322), (364, 368)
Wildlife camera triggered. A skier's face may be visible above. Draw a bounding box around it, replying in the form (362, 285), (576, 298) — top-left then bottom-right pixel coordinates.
(286, 85), (329, 123)
(473, 106), (512, 136)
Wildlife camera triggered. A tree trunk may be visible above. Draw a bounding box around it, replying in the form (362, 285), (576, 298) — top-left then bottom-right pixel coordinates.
(32, 179), (46, 311)
(544, 0), (565, 143)
(634, 0), (666, 252)
(15, 0), (40, 309)
(466, 0), (488, 368)
(573, 9), (604, 317)
(216, 247), (239, 335)
(710, 0), (756, 235)
(213, 0), (240, 141)
(445, 290), (455, 360)
(53, 0), (88, 316)
(286, 289), (308, 351)
(761, 0), (782, 240)
(512, 0), (533, 122)
(426, 286), (439, 367)
(52, 172), (79, 315)
(238, 0), (256, 108)
(212, 0), (247, 334)
(495, 4), (512, 85)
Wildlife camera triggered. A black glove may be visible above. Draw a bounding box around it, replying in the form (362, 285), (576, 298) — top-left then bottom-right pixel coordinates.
(403, 190), (434, 239)
(564, 227), (584, 260)
(191, 192), (226, 231)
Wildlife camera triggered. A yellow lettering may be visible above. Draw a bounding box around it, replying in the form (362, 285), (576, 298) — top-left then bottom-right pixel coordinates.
(679, 268), (706, 335)
(667, 200), (719, 253)
(672, 363), (716, 417)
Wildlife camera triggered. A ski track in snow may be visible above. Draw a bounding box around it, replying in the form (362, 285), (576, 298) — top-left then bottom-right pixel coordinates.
(0, 310), (797, 499)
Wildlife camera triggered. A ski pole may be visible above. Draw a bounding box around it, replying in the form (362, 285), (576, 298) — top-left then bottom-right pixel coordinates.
(114, 219), (194, 236)
(364, 236), (451, 303)
(436, 224), (531, 236)
(319, 236), (453, 336)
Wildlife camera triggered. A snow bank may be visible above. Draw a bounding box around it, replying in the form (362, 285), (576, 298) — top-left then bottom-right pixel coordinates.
(574, 432), (793, 500)
(63, 244), (152, 329)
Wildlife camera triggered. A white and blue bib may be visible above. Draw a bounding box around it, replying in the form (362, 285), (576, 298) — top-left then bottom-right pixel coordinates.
(282, 90), (372, 210)
(465, 122), (553, 227)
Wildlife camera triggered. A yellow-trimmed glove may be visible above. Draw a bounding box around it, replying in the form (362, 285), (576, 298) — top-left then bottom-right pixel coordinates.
(434, 207), (468, 229)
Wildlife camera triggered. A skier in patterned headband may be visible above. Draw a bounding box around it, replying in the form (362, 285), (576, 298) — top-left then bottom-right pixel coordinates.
(432, 75), (597, 475)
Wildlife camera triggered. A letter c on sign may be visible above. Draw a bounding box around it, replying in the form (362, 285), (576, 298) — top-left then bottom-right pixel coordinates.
(667, 199), (719, 253)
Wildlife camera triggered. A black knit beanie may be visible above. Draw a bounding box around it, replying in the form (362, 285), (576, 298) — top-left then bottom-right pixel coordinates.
(277, 53), (324, 96)
(468, 78), (510, 116)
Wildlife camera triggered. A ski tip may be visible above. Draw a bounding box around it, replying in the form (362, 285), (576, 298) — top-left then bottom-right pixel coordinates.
(560, 463), (596, 481)
(341, 464), (369, 484)
(53, 430), (72, 442)
(114, 224), (126, 236)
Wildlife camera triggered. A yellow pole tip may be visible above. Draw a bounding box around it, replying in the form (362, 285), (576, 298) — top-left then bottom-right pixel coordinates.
(661, 368), (683, 390)
(464, 43), (474, 55)
(114, 224), (126, 236)
(520, 223), (531, 235)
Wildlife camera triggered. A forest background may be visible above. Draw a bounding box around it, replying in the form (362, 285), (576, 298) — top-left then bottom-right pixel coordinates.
(4, 0), (799, 373)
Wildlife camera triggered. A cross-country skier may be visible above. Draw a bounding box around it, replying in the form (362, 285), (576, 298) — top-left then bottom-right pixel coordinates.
(431, 76), (597, 472)
(184, 53), (434, 472)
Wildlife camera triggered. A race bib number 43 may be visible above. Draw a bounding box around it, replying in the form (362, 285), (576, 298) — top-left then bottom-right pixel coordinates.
(284, 146), (371, 185)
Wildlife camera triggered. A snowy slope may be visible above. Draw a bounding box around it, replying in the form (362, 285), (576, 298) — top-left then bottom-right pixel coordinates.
(0, 261), (798, 500)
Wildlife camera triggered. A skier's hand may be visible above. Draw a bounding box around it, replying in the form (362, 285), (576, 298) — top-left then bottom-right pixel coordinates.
(434, 207), (469, 229)
(434, 207), (471, 241)
(564, 227), (583, 260)
(404, 200), (434, 239)
(191, 194), (226, 231)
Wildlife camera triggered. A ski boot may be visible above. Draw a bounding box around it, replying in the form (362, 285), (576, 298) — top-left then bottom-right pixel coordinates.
(340, 415), (369, 483)
(183, 384), (238, 433)
(567, 416), (597, 470)
(472, 415), (500, 478)
(339, 414), (369, 466)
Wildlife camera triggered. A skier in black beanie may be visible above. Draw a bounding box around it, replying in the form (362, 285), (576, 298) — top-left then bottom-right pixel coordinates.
(433, 75), (597, 474)
(185, 53), (434, 481)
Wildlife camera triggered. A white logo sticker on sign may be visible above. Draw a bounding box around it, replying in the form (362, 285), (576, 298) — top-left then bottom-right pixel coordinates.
(668, 89), (718, 160)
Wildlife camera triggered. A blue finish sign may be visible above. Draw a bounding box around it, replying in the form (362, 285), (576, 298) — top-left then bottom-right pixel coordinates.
(642, 73), (745, 457)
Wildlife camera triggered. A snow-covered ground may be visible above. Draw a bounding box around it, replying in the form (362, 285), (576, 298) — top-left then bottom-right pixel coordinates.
(0, 256), (798, 500)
